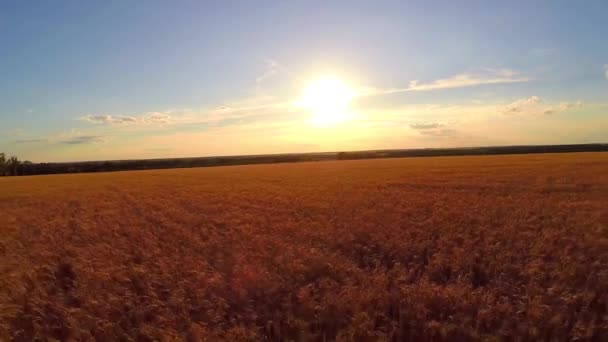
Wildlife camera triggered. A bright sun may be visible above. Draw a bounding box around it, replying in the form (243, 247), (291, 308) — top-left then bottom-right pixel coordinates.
(298, 77), (356, 125)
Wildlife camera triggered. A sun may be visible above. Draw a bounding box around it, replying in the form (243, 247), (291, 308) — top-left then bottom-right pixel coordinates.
(297, 77), (357, 125)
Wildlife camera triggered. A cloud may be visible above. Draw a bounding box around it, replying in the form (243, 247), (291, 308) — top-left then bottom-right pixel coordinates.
(362, 68), (531, 96)
(407, 121), (458, 137)
(60, 135), (104, 145)
(418, 128), (459, 137)
(408, 69), (531, 91)
(83, 115), (110, 124)
(604, 65), (608, 80)
(146, 112), (171, 123)
(77, 96), (291, 135)
(558, 101), (582, 111)
(502, 96), (582, 115)
(256, 59), (283, 86)
(82, 115), (134, 124)
(176, 96), (291, 127)
(503, 96), (541, 114)
(543, 109), (555, 115)
(81, 113), (171, 125)
(409, 122), (442, 130)
(15, 138), (48, 144)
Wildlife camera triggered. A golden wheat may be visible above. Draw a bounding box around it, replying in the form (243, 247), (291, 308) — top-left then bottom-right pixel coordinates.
(1, 152), (607, 340)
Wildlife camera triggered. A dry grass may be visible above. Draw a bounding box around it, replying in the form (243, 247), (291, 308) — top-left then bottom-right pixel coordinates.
(1, 152), (607, 341)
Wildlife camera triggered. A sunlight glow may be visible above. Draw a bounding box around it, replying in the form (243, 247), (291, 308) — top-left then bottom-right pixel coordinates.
(297, 77), (357, 126)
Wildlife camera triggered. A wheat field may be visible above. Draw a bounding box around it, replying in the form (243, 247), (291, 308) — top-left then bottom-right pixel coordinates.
(1, 153), (607, 341)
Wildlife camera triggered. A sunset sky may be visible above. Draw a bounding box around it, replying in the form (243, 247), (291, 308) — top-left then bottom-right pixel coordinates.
(1, 1), (607, 162)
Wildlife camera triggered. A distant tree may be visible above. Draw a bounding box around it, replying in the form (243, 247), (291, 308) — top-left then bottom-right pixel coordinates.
(6, 156), (21, 176)
(18, 160), (33, 175)
(0, 152), (5, 176)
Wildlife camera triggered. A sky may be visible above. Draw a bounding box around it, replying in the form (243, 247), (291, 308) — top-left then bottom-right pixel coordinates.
(1, 0), (607, 162)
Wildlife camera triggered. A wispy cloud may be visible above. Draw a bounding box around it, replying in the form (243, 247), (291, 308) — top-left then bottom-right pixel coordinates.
(409, 69), (531, 91)
(604, 65), (608, 80)
(418, 128), (459, 137)
(502, 96), (582, 115)
(256, 59), (284, 86)
(60, 135), (104, 145)
(146, 112), (171, 123)
(81, 112), (171, 125)
(409, 122), (442, 130)
(361, 68), (532, 96)
(558, 101), (582, 111)
(10, 129), (108, 147)
(167, 97), (292, 128)
(408, 121), (458, 137)
(503, 96), (541, 114)
(15, 138), (48, 144)
(82, 115), (135, 124)
(79, 95), (292, 130)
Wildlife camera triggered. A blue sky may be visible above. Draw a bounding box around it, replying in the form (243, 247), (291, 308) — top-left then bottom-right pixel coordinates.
(1, 1), (607, 162)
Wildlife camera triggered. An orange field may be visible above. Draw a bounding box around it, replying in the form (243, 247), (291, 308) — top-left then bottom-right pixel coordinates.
(1, 152), (607, 341)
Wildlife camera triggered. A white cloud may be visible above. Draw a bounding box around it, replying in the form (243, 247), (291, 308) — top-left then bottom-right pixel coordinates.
(408, 69), (531, 91)
(82, 115), (132, 124)
(81, 115), (106, 123)
(81, 113), (172, 125)
(76, 95), (294, 136)
(146, 112), (171, 124)
(502, 96), (582, 115)
(503, 96), (541, 114)
(361, 68), (532, 96)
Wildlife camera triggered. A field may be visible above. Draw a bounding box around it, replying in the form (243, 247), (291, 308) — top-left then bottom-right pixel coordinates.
(1, 152), (607, 341)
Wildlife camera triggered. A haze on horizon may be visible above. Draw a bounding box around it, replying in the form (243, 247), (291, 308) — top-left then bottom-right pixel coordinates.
(1, 1), (607, 163)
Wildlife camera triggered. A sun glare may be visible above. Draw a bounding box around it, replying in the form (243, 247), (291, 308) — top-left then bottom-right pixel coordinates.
(298, 77), (356, 125)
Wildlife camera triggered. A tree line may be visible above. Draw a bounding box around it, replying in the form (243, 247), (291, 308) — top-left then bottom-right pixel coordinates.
(2, 143), (607, 177)
(0, 153), (31, 176)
